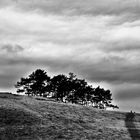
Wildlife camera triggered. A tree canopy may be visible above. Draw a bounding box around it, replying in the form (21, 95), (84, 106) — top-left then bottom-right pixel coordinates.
(15, 69), (50, 96)
(15, 69), (118, 110)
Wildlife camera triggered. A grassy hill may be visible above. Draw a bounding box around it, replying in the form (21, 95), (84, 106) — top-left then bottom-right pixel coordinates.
(0, 93), (140, 140)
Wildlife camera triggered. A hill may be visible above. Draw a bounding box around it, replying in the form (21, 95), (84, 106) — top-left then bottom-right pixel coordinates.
(0, 93), (140, 140)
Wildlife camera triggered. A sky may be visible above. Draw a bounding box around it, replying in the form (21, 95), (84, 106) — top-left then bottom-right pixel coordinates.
(0, 0), (140, 112)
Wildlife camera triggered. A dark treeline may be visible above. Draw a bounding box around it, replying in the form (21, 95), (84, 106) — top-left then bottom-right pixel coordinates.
(15, 69), (118, 109)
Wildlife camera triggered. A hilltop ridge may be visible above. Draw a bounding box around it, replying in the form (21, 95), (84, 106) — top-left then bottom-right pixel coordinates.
(0, 93), (140, 140)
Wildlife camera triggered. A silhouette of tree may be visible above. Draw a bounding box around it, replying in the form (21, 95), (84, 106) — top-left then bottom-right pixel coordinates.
(84, 85), (94, 105)
(15, 69), (51, 96)
(65, 73), (77, 103)
(50, 74), (69, 102)
(92, 86), (117, 109)
(68, 72), (77, 81)
(15, 69), (118, 109)
(66, 77), (88, 104)
(72, 79), (86, 104)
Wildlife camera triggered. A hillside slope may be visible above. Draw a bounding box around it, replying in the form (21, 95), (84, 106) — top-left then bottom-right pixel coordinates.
(0, 93), (140, 140)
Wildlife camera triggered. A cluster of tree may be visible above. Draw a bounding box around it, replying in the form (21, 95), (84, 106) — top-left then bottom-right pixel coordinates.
(15, 69), (119, 109)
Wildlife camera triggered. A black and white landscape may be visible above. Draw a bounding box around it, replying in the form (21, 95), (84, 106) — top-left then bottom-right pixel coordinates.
(0, 0), (140, 139)
(0, 0), (140, 112)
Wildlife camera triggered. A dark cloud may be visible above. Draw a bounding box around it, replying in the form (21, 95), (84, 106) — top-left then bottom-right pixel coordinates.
(116, 88), (140, 100)
(1, 44), (24, 53)
(1, 54), (139, 88)
(0, 74), (18, 88)
(17, 0), (140, 17)
(82, 62), (140, 84)
(113, 83), (140, 101)
(0, 0), (13, 8)
(104, 39), (140, 52)
(1, 0), (140, 18)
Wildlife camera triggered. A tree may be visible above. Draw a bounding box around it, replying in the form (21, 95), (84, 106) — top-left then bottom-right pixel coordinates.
(15, 69), (51, 96)
(15, 70), (118, 110)
(50, 74), (69, 102)
(73, 79), (88, 104)
(66, 76), (88, 104)
(91, 86), (118, 109)
(84, 85), (95, 105)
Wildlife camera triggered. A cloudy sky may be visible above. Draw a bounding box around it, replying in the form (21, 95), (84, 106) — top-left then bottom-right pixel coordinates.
(0, 0), (140, 112)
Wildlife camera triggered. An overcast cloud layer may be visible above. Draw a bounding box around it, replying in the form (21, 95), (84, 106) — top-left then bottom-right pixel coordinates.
(0, 0), (140, 112)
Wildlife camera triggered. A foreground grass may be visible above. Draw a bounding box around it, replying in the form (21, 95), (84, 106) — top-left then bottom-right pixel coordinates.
(0, 93), (140, 140)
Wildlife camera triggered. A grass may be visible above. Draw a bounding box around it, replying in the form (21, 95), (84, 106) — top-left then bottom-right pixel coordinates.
(0, 93), (140, 140)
